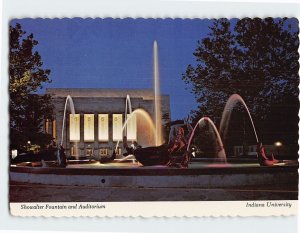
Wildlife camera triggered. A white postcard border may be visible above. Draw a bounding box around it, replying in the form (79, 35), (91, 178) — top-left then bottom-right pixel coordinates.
(10, 201), (298, 217)
(1, 0), (299, 232)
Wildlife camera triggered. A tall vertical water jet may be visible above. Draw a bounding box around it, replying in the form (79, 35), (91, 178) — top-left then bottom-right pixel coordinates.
(153, 40), (163, 146)
(219, 94), (259, 143)
(61, 95), (76, 147)
(187, 117), (227, 163)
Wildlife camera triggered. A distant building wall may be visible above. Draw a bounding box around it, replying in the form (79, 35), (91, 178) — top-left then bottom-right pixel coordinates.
(233, 144), (277, 157)
(44, 88), (170, 159)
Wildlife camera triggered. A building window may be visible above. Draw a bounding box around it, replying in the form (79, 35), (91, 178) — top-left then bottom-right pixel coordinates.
(45, 119), (50, 134)
(52, 119), (56, 139)
(84, 114), (94, 142)
(234, 146), (243, 156)
(126, 114), (137, 141)
(70, 114), (80, 141)
(239, 147), (243, 155)
(86, 148), (93, 156)
(115, 147), (122, 156)
(234, 147), (240, 156)
(99, 148), (108, 156)
(71, 146), (79, 156)
(113, 114), (123, 141)
(98, 114), (109, 142)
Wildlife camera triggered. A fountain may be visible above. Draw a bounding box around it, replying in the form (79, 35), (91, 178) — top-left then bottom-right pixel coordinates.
(186, 117), (227, 163)
(61, 95), (76, 147)
(113, 40), (164, 155)
(10, 40), (298, 203)
(55, 95), (76, 166)
(10, 43), (282, 168)
(219, 94), (259, 143)
(115, 108), (156, 152)
(61, 95), (79, 158)
(153, 40), (163, 146)
(124, 94), (132, 139)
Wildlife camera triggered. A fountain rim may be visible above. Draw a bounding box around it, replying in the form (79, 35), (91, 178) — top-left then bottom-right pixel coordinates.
(10, 162), (297, 176)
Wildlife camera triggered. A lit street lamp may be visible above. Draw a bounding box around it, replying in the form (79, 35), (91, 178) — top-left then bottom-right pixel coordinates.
(27, 141), (31, 151)
(274, 141), (282, 156)
(274, 141), (282, 147)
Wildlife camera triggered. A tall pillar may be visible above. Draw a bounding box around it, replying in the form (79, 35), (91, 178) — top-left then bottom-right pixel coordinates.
(94, 113), (99, 159)
(108, 113), (113, 153)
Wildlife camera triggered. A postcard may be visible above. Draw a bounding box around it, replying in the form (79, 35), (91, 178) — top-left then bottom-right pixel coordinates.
(8, 17), (298, 217)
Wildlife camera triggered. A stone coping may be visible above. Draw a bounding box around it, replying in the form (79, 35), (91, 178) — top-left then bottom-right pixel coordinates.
(10, 162), (298, 176)
(46, 88), (169, 99)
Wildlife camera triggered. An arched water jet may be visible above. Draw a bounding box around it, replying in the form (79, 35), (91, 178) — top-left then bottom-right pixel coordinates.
(219, 94), (259, 143)
(115, 108), (156, 151)
(124, 94), (132, 139)
(61, 95), (76, 147)
(153, 40), (163, 146)
(187, 117), (227, 163)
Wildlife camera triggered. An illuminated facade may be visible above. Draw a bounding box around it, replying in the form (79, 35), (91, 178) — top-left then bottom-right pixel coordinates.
(45, 88), (170, 159)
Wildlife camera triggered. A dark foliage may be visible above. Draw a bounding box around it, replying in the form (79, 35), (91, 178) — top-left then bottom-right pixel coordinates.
(183, 18), (299, 157)
(9, 23), (53, 150)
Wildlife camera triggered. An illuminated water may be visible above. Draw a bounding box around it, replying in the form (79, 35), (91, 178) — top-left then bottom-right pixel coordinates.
(187, 117), (227, 163)
(61, 95), (76, 147)
(124, 94), (132, 139)
(219, 94), (259, 143)
(115, 108), (156, 151)
(153, 40), (163, 146)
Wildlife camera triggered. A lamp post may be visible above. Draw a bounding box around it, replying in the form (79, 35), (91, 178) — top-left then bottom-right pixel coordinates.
(27, 141), (31, 151)
(274, 141), (282, 156)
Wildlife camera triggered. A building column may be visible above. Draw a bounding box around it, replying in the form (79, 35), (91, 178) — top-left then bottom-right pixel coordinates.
(94, 113), (99, 159)
(79, 113), (84, 156)
(108, 113), (113, 154)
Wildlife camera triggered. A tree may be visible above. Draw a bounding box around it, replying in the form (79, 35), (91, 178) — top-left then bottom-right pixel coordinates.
(183, 18), (299, 157)
(9, 23), (53, 150)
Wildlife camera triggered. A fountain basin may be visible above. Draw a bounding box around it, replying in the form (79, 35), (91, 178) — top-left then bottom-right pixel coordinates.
(10, 160), (298, 189)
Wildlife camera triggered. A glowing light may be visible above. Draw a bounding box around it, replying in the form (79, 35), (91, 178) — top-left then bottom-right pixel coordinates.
(61, 95), (76, 146)
(99, 148), (108, 155)
(11, 150), (18, 159)
(98, 114), (109, 141)
(52, 119), (56, 139)
(113, 114), (123, 141)
(70, 114), (80, 141)
(71, 146), (79, 156)
(153, 40), (163, 146)
(187, 117), (227, 163)
(274, 141), (282, 147)
(84, 114), (94, 142)
(127, 113), (137, 141)
(115, 108), (156, 150)
(45, 119), (50, 133)
(220, 94), (259, 143)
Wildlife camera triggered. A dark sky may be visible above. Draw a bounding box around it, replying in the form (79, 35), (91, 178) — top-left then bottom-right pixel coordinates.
(10, 18), (214, 120)
(10, 18), (298, 120)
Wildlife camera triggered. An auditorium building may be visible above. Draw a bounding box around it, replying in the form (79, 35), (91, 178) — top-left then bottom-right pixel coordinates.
(44, 88), (170, 159)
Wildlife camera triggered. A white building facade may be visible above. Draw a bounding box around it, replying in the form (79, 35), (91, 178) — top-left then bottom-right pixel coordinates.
(44, 88), (170, 159)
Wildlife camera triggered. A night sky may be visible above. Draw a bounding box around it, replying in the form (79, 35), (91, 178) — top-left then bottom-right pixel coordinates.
(10, 18), (214, 120)
(10, 18), (298, 120)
